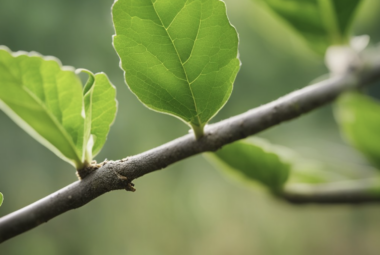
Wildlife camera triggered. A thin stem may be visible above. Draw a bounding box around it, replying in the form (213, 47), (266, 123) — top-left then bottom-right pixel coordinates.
(191, 124), (204, 140)
(282, 177), (380, 204)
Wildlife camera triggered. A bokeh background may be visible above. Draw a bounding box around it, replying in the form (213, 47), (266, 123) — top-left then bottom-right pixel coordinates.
(1, 0), (380, 254)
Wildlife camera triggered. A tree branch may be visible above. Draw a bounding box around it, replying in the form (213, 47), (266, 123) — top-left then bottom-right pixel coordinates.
(282, 177), (380, 204)
(1, 58), (380, 243)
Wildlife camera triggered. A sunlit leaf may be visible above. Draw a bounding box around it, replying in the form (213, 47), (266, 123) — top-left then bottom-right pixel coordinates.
(0, 193), (3, 207)
(206, 139), (291, 191)
(335, 91), (380, 169)
(112, 0), (240, 138)
(79, 70), (117, 162)
(0, 47), (117, 169)
(258, 0), (362, 54)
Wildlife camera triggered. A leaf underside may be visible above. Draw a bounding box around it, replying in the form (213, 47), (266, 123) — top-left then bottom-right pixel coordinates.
(0, 47), (117, 168)
(113, 0), (240, 136)
(261, 0), (362, 54)
(207, 139), (291, 191)
(335, 92), (380, 169)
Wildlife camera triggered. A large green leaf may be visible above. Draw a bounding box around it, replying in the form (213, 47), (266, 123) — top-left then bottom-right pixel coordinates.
(335, 91), (380, 169)
(206, 139), (291, 191)
(0, 47), (117, 169)
(0, 193), (3, 207)
(259, 0), (362, 54)
(112, 0), (240, 138)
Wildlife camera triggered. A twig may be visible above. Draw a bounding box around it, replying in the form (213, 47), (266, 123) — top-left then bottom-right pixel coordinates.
(1, 58), (380, 243)
(282, 177), (380, 204)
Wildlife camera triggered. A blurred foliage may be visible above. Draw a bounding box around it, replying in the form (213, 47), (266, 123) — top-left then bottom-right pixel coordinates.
(1, 0), (380, 254)
(257, 0), (362, 54)
(207, 139), (290, 191)
(335, 92), (380, 169)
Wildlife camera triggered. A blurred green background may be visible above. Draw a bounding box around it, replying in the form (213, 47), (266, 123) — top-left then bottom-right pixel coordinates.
(1, 0), (380, 254)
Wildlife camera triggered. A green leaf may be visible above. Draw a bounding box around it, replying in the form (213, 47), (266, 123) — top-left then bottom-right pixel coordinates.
(0, 193), (3, 207)
(335, 91), (380, 169)
(0, 47), (117, 169)
(112, 0), (240, 138)
(79, 70), (117, 163)
(258, 0), (362, 54)
(206, 138), (291, 191)
(0, 47), (84, 168)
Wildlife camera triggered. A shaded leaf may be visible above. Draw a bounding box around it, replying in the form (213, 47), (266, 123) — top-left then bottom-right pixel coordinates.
(0, 47), (117, 169)
(206, 139), (291, 191)
(258, 0), (362, 54)
(335, 91), (380, 169)
(112, 0), (240, 138)
(287, 157), (353, 185)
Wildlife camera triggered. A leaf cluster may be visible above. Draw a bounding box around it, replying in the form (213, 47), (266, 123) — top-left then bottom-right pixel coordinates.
(0, 47), (117, 170)
(0, 0), (379, 197)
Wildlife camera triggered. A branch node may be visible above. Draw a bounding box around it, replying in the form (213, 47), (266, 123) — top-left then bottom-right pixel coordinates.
(114, 171), (128, 181)
(77, 165), (97, 180)
(76, 160), (110, 180)
(119, 157), (129, 162)
(112, 168), (136, 192)
(126, 182), (136, 192)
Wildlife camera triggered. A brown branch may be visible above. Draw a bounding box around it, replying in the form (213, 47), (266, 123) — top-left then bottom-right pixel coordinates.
(1, 58), (380, 243)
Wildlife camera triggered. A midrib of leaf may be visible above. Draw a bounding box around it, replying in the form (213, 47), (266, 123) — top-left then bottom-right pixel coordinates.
(83, 88), (93, 164)
(81, 70), (95, 163)
(318, 0), (343, 45)
(22, 85), (83, 167)
(150, 0), (202, 128)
